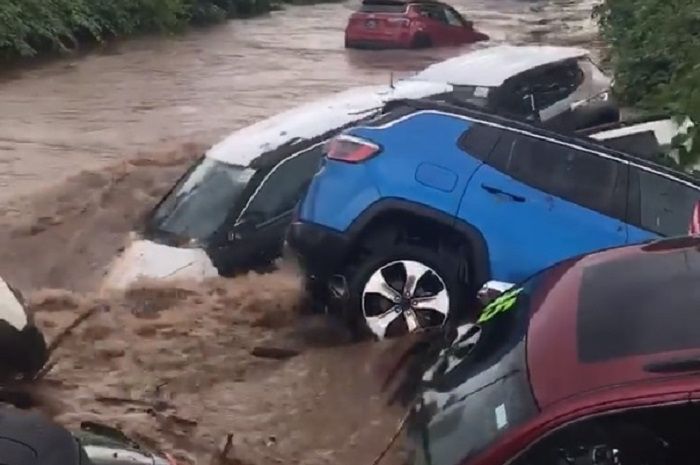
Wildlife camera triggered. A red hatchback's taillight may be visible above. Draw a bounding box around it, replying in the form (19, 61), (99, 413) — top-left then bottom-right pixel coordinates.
(326, 135), (380, 163)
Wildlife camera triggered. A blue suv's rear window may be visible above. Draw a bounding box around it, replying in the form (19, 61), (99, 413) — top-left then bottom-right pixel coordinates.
(576, 247), (700, 363)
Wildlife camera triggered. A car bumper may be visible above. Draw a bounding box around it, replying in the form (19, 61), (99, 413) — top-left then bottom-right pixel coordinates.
(286, 221), (349, 280)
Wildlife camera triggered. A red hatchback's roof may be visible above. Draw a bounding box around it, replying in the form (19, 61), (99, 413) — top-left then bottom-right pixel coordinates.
(526, 236), (700, 409)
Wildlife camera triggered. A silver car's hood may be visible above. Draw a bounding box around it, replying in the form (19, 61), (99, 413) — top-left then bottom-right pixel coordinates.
(74, 427), (172, 465)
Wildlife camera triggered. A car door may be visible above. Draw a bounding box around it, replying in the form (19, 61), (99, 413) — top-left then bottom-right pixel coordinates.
(207, 143), (326, 274)
(625, 166), (700, 243)
(441, 5), (471, 44)
(415, 4), (452, 45)
(457, 128), (628, 284)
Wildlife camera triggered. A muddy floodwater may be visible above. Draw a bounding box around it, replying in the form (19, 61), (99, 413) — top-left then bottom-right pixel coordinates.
(0, 0), (599, 463)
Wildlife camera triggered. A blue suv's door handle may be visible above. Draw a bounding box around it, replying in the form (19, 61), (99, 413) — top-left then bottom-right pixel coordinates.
(481, 184), (526, 202)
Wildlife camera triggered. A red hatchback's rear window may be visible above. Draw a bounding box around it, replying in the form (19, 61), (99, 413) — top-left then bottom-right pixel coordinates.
(577, 247), (700, 363)
(359, 0), (407, 13)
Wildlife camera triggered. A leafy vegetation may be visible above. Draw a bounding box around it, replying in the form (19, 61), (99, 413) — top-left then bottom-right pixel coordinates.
(594, 0), (699, 167)
(0, 0), (331, 60)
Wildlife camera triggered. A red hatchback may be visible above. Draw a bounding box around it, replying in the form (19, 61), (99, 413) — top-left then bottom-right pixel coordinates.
(404, 235), (700, 465)
(344, 0), (489, 49)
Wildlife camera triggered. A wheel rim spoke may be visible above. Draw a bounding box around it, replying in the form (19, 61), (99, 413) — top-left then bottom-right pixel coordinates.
(366, 307), (402, 339)
(401, 261), (432, 297)
(364, 269), (401, 303)
(404, 308), (420, 332)
(412, 288), (449, 316)
(362, 259), (451, 339)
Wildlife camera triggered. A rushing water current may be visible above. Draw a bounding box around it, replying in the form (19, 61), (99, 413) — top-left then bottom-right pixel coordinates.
(0, 2), (601, 464)
(0, 0), (600, 203)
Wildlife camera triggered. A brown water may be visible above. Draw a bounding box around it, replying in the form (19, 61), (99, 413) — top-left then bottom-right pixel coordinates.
(0, 0), (600, 463)
(0, 0), (600, 205)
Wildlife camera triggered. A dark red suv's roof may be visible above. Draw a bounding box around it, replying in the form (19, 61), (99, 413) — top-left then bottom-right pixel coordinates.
(526, 236), (700, 409)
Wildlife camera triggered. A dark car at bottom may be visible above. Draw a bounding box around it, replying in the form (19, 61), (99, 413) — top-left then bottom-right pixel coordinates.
(0, 408), (175, 465)
(405, 235), (700, 465)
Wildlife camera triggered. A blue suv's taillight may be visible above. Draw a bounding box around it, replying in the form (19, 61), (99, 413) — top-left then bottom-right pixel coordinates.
(326, 134), (380, 163)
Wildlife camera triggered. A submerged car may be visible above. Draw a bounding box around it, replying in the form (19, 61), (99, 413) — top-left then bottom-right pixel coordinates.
(75, 422), (176, 465)
(101, 80), (454, 290)
(287, 98), (700, 339)
(0, 277), (47, 381)
(407, 44), (619, 131)
(0, 408), (175, 465)
(344, 0), (489, 49)
(103, 46), (622, 290)
(405, 235), (700, 465)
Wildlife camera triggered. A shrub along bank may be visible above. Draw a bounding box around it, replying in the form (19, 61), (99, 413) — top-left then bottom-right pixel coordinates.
(0, 0), (330, 61)
(594, 0), (699, 167)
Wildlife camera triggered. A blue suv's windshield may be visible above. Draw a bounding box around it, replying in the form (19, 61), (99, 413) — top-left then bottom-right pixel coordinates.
(408, 275), (543, 465)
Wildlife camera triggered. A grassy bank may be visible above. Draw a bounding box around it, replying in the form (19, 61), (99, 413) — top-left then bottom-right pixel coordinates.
(594, 0), (699, 167)
(0, 0), (335, 62)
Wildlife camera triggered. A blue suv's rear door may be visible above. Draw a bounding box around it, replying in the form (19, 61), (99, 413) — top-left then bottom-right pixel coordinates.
(457, 127), (629, 284)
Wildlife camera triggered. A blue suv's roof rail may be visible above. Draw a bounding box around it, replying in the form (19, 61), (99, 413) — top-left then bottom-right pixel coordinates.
(375, 98), (700, 187)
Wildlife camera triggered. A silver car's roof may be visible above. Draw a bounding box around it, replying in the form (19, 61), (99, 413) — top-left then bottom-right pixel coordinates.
(410, 45), (590, 87)
(205, 80), (453, 167)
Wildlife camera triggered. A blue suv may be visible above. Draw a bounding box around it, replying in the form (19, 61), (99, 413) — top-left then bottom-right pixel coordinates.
(287, 99), (700, 340)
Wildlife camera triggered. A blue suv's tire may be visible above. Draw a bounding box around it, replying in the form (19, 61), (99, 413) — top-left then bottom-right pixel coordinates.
(343, 239), (465, 340)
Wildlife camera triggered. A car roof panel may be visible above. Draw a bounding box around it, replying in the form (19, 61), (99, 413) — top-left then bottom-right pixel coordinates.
(204, 80), (453, 168)
(409, 45), (589, 87)
(526, 238), (700, 408)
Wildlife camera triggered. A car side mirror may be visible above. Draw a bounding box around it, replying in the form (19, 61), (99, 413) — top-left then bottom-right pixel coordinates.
(464, 20), (473, 29)
(476, 280), (516, 306)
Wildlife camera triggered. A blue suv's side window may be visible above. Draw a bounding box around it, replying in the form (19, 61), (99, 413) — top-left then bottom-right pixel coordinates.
(627, 167), (700, 236)
(487, 132), (626, 221)
(458, 122), (502, 161)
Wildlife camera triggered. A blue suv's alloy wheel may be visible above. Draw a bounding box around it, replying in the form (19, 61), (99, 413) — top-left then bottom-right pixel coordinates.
(362, 259), (450, 339)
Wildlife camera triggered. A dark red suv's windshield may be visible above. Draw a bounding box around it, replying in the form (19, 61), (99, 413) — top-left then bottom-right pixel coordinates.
(407, 276), (542, 465)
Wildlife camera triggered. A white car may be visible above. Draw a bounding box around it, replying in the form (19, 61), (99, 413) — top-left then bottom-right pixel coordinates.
(102, 80), (455, 290)
(0, 277), (47, 381)
(409, 44), (618, 130)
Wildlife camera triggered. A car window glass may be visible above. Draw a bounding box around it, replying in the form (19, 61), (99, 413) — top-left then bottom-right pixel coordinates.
(241, 145), (324, 223)
(489, 134), (622, 219)
(413, 275), (540, 465)
(359, 2), (406, 12)
(530, 63), (585, 110)
(511, 405), (697, 465)
(495, 81), (536, 118)
(636, 169), (700, 236)
(443, 7), (464, 26)
(417, 4), (448, 23)
(458, 123), (503, 161)
(577, 246), (700, 363)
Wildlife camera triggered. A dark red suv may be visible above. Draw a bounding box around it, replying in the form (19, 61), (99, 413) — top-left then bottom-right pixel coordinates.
(404, 235), (700, 465)
(344, 0), (489, 49)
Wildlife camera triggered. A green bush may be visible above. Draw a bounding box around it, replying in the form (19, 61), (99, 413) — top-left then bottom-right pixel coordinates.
(594, 0), (699, 167)
(0, 0), (315, 60)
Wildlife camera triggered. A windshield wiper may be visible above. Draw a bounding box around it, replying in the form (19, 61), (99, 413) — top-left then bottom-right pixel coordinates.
(643, 356), (700, 373)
